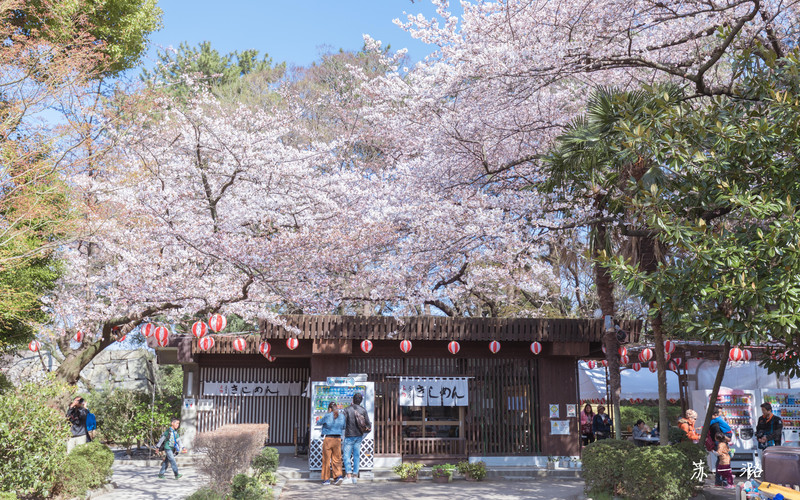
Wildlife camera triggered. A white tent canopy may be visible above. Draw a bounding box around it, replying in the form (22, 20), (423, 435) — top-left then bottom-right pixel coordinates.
(579, 358), (800, 402)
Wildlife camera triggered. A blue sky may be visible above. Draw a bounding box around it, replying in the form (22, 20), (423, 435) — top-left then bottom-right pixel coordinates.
(145, 0), (450, 69)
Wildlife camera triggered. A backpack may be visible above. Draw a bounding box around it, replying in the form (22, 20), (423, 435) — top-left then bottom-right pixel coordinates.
(352, 406), (371, 434)
(86, 412), (97, 432)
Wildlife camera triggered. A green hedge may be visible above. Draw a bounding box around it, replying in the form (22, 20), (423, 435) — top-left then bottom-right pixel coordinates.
(53, 441), (115, 498)
(583, 439), (636, 496)
(583, 440), (707, 500)
(185, 487), (225, 500)
(0, 379), (72, 497)
(619, 446), (696, 500)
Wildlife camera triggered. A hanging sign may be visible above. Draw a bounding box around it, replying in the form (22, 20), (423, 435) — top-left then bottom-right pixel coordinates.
(203, 381), (302, 396)
(398, 377), (468, 407)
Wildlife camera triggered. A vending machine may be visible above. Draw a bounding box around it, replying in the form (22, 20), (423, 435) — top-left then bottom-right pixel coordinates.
(691, 389), (758, 469)
(309, 376), (375, 473)
(759, 389), (800, 447)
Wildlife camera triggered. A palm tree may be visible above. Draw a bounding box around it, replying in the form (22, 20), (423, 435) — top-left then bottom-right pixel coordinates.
(544, 85), (683, 444)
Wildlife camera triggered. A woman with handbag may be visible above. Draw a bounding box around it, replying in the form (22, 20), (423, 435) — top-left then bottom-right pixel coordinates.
(580, 404), (595, 445)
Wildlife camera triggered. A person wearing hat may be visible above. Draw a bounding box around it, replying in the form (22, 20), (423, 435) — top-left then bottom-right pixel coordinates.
(678, 409), (701, 442)
(755, 403), (783, 449)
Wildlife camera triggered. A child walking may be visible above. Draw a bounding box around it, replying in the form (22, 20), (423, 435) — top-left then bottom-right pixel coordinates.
(715, 432), (734, 489)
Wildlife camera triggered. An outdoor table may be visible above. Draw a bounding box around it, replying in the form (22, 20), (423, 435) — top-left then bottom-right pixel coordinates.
(635, 436), (660, 446)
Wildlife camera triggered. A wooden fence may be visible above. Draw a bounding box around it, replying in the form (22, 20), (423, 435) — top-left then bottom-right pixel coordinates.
(197, 365), (309, 445)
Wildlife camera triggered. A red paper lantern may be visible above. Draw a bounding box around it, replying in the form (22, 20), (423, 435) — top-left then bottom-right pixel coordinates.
(668, 361), (678, 371)
(233, 337), (247, 352)
(586, 360), (597, 369)
(635, 398), (642, 404)
(631, 362), (641, 372)
(664, 340), (676, 354)
(360, 340), (373, 353)
(618, 346), (628, 357)
(649, 361), (657, 372)
(192, 321), (208, 338)
(669, 398), (677, 404)
(258, 341), (271, 357)
(198, 336), (215, 351)
(673, 357), (682, 367)
(400, 339), (412, 353)
(742, 349), (752, 362)
(602, 345), (607, 354)
(638, 348), (653, 362)
(601, 360), (608, 367)
(141, 323), (155, 338)
(74, 331), (84, 343)
(620, 354), (629, 365)
(29, 340), (41, 352)
(489, 341), (501, 354)
(664, 352), (671, 362)
(448, 341), (460, 355)
(286, 338), (299, 350)
(117, 335), (127, 343)
(154, 326), (169, 346)
(266, 354), (276, 362)
(530, 341), (542, 355)
(729, 347), (743, 362)
(208, 314), (227, 333)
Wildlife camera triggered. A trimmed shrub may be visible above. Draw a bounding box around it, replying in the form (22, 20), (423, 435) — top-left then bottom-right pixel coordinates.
(252, 446), (280, 475)
(195, 425), (269, 489)
(619, 446), (696, 500)
(230, 473), (269, 500)
(0, 378), (72, 497)
(53, 441), (115, 498)
(88, 387), (172, 452)
(0, 492), (18, 500)
(185, 487), (225, 500)
(582, 439), (636, 496)
(668, 426), (688, 444)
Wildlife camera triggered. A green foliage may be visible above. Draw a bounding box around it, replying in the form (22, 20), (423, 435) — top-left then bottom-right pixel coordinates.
(185, 487), (225, 500)
(619, 446), (696, 500)
(669, 426), (688, 444)
(0, 492), (18, 500)
(456, 461), (487, 481)
(88, 388), (173, 451)
(8, 0), (162, 76)
(620, 405), (681, 431)
(141, 41), (285, 100)
(230, 473), (269, 500)
(431, 463), (456, 477)
(393, 462), (424, 479)
(582, 439), (636, 496)
(0, 373), (13, 394)
(252, 446), (280, 484)
(597, 51), (800, 377)
(53, 441), (114, 498)
(673, 441), (707, 472)
(0, 378), (72, 497)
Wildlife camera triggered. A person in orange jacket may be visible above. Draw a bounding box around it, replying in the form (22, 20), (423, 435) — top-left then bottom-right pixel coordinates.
(678, 409), (701, 442)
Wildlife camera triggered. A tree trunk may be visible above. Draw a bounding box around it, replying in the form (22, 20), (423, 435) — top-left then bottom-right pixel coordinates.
(638, 235), (670, 444)
(54, 328), (115, 385)
(650, 311), (670, 445)
(594, 221), (621, 438)
(699, 342), (730, 446)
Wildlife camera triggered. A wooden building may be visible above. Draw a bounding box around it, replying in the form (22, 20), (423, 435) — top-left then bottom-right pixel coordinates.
(154, 315), (640, 463)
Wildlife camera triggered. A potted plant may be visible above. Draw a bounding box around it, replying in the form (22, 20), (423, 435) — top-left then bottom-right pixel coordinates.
(558, 456), (570, 468)
(393, 462), (424, 482)
(546, 456), (557, 470)
(431, 463), (456, 483)
(457, 461), (487, 481)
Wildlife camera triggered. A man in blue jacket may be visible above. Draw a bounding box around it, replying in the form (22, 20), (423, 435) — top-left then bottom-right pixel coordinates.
(157, 419), (184, 479)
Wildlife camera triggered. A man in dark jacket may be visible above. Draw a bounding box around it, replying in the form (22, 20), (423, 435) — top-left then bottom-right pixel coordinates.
(342, 392), (371, 484)
(66, 397), (89, 453)
(756, 403), (783, 449)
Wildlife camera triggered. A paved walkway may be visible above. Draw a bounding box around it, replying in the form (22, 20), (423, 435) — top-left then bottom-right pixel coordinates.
(90, 452), (738, 500)
(92, 459), (204, 499)
(278, 477), (588, 499)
